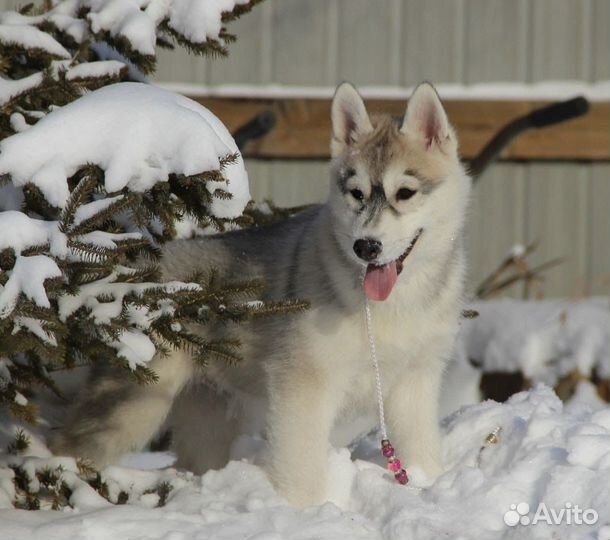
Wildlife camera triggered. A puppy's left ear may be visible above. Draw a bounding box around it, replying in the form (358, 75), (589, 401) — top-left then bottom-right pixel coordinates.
(331, 82), (373, 157)
(401, 82), (451, 150)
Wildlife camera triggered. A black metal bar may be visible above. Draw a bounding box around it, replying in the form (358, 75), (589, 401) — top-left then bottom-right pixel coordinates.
(233, 111), (277, 153)
(469, 96), (589, 180)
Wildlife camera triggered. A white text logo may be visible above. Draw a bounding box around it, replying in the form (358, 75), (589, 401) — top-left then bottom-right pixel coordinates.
(503, 502), (598, 527)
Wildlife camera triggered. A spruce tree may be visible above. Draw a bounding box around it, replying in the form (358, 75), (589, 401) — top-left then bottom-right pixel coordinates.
(0, 0), (305, 429)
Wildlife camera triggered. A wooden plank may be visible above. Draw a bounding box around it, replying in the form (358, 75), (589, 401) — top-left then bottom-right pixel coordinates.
(190, 96), (610, 161)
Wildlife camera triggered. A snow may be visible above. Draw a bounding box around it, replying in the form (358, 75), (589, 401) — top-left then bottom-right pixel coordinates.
(99, 0), (241, 52)
(73, 195), (125, 226)
(0, 82), (249, 217)
(57, 267), (198, 325)
(0, 73), (44, 107)
(510, 243), (526, 258)
(0, 84), (252, 323)
(159, 80), (610, 102)
(164, 0), (250, 45)
(73, 230), (142, 251)
(9, 113), (29, 133)
(459, 297), (610, 383)
(65, 60), (127, 81)
(0, 9), (88, 45)
(0, 296), (608, 536)
(0, 212), (60, 254)
(86, 0), (157, 55)
(0, 213), (68, 316)
(0, 24), (70, 59)
(48, 264), (197, 367)
(114, 329), (156, 369)
(0, 255), (62, 317)
(0, 31), (126, 107)
(12, 317), (58, 347)
(84, 0), (251, 54)
(0, 0), (254, 56)
(0, 385), (608, 539)
(13, 393), (27, 407)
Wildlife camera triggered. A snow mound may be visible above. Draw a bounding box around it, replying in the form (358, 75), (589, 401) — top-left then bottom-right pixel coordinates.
(0, 82), (249, 217)
(1, 386), (608, 539)
(461, 298), (610, 382)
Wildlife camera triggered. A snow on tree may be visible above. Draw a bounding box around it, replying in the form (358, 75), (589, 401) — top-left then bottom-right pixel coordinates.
(0, 0), (262, 136)
(0, 0), (305, 432)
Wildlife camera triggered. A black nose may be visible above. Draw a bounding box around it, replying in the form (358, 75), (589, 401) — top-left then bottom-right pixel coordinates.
(353, 238), (382, 262)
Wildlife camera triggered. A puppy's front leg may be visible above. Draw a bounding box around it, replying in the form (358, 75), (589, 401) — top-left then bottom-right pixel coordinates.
(266, 364), (340, 507)
(386, 363), (444, 479)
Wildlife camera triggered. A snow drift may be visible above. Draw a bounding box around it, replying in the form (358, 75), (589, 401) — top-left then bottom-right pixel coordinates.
(0, 385), (608, 539)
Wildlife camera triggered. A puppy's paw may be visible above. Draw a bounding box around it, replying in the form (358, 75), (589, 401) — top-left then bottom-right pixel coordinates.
(267, 466), (326, 508)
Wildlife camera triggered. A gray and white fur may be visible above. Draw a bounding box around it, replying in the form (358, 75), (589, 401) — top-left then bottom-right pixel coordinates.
(51, 82), (471, 507)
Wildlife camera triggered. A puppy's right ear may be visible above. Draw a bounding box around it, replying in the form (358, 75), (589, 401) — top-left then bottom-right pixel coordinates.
(331, 82), (372, 157)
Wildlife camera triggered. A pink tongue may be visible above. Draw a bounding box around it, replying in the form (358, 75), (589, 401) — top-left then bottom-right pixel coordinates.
(364, 261), (398, 301)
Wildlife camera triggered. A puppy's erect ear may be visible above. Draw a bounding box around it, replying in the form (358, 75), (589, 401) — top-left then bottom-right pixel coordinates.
(331, 82), (373, 156)
(401, 82), (451, 149)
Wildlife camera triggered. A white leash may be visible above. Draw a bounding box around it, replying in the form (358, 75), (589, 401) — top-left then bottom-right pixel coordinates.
(363, 296), (388, 442)
(362, 286), (408, 485)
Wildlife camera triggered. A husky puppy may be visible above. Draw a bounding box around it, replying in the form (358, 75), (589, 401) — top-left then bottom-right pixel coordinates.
(52, 82), (471, 507)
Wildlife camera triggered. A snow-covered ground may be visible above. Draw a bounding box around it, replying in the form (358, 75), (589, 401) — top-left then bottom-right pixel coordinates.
(1, 384), (608, 540)
(1, 297), (609, 539)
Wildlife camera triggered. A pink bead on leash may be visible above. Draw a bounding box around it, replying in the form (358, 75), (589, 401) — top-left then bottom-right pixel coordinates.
(382, 440), (409, 484)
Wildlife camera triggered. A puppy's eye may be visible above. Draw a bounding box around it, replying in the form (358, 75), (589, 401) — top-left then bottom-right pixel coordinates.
(396, 187), (417, 201)
(350, 188), (364, 202)
(342, 167), (356, 180)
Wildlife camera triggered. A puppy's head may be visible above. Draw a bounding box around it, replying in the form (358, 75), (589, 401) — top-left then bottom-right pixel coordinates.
(328, 82), (470, 300)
